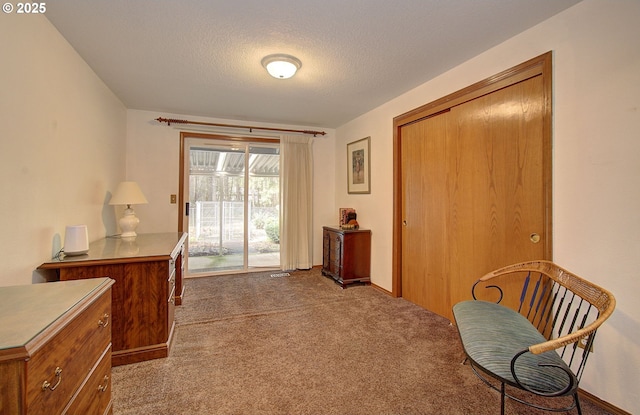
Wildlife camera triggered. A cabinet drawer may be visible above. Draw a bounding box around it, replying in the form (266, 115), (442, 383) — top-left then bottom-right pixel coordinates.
(168, 261), (176, 303)
(64, 345), (112, 415)
(169, 257), (176, 280)
(168, 286), (176, 332)
(26, 292), (111, 414)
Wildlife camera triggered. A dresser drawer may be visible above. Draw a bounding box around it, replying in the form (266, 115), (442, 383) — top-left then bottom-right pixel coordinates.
(26, 292), (111, 414)
(64, 345), (112, 415)
(168, 285), (176, 334)
(169, 269), (176, 293)
(169, 257), (176, 280)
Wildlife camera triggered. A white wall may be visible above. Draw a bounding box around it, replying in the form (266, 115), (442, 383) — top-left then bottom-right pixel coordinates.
(0, 15), (126, 287)
(335, 0), (640, 412)
(125, 109), (335, 266)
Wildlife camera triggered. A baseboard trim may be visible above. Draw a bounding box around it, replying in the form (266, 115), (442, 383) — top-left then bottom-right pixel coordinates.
(370, 282), (392, 295)
(579, 389), (630, 415)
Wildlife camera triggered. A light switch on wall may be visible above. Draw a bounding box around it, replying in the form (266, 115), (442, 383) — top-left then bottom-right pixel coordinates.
(170, 194), (177, 204)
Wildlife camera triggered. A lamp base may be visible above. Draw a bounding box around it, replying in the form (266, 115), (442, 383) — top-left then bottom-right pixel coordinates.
(119, 207), (140, 238)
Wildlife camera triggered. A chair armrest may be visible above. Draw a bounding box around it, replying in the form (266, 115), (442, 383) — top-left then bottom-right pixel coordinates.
(510, 348), (576, 397)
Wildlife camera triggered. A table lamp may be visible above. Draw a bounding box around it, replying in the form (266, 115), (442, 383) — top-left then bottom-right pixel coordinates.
(109, 181), (148, 238)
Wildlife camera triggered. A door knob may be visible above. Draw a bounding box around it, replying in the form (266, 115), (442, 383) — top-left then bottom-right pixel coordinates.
(530, 233), (541, 243)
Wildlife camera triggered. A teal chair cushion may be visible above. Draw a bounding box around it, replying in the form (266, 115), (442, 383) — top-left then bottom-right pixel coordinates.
(453, 300), (577, 395)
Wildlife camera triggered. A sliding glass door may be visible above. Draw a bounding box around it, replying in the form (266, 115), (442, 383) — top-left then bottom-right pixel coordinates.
(182, 135), (280, 275)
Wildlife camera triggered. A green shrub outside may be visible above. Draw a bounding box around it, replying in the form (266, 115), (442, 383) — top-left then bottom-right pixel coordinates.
(264, 219), (280, 244)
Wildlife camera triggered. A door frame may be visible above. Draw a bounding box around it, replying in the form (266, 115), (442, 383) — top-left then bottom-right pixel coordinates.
(391, 51), (553, 297)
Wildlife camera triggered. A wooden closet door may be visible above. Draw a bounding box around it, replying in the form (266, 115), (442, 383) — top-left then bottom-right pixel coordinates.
(400, 75), (548, 321)
(447, 75), (547, 315)
(401, 111), (450, 313)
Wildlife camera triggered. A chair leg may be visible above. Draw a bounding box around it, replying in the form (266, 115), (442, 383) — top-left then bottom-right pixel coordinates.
(500, 382), (505, 415)
(575, 392), (583, 415)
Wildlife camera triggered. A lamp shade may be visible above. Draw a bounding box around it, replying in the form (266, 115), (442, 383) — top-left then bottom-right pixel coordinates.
(64, 225), (89, 255)
(109, 181), (148, 206)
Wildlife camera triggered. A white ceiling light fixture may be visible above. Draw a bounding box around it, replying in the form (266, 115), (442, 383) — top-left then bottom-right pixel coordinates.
(261, 54), (302, 79)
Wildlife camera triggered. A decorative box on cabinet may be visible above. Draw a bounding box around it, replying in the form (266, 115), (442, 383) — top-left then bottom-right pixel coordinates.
(39, 232), (188, 366)
(322, 226), (371, 288)
(0, 278), (114, 415)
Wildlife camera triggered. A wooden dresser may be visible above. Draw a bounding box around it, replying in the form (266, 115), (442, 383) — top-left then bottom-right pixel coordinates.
(0, 278), (114, 415)
(39, 232), (187, 366)
(322, 226), (371, 288)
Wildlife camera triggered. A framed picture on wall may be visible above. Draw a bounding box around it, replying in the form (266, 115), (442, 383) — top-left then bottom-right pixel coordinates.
(347, 137), (370, 194)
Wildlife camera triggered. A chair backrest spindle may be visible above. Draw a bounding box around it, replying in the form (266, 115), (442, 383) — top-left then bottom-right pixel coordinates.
(518, 271), (531, 313)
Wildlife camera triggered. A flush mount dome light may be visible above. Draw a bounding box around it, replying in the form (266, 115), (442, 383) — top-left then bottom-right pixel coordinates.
(261, 54), (302, 79)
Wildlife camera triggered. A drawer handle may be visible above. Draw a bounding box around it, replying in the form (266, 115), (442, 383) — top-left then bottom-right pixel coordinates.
(98, 375), (110, 393)
(98, 313), (110, 328)
(42, 367), (62, 391)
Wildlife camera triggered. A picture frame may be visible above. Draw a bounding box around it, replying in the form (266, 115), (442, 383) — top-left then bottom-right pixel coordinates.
(347, 137), (371, 194)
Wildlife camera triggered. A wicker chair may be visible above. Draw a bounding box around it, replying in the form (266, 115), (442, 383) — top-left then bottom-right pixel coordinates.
(452, 260), (616, 415)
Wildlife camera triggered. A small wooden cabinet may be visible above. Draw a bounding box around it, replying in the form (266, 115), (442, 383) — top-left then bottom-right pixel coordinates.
(39, 232), (187, 366)
(0, 278), (114, 415)
(322, 226), (371, 288)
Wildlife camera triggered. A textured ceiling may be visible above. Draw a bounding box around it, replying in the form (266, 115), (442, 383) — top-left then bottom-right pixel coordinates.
(45, 0), (580, 128)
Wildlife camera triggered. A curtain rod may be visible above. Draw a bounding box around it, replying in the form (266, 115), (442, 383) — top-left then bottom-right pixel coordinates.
(155, 117), (326, 137)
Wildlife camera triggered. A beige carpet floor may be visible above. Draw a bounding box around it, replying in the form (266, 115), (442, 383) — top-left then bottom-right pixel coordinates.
(111, 268), (611, 415)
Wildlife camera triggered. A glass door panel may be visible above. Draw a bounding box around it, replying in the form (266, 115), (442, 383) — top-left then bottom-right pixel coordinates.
(247, 146), (280, 268)
(184, 138), (280, 275)
(188, 145), (245, 273)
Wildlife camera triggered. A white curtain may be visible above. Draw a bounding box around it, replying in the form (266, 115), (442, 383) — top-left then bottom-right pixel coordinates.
(279, 134), (313, 270)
